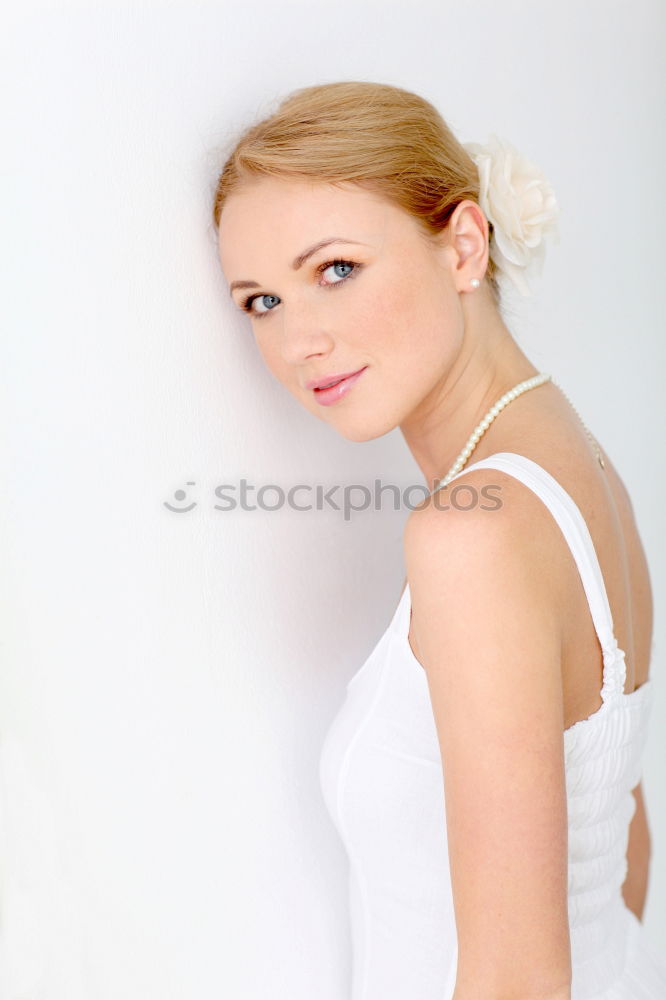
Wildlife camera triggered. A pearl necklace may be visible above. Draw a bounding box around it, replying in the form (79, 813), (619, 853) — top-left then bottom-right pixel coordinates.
(430, 372), (605, 495)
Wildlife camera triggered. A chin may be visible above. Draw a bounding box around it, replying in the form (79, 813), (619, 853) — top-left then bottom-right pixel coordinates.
(328, 415), (397, 444)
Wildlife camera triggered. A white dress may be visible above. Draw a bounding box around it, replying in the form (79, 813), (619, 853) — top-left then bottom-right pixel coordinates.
(318, 452), (666, 999)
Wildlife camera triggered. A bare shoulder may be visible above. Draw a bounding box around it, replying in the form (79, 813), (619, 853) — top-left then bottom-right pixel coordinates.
(404, 464), (569, 595)
(403, 463), (566, 707)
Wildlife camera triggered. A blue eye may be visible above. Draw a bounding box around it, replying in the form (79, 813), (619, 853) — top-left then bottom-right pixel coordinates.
(322, 260), (355, 281)
(240, 258), (361, 320)
(247, 294), (280, 317)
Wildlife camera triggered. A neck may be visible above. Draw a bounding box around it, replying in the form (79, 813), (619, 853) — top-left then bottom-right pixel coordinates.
(399, 288), (542, 493)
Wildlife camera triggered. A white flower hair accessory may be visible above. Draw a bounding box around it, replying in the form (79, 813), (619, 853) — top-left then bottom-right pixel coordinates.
(463, 134), (560, 297)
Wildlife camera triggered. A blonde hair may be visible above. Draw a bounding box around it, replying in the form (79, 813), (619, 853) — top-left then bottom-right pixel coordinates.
(211, 80), (500, 305)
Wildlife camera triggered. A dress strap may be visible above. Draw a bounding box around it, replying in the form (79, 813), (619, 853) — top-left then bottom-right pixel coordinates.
(427, 451), (626, 701)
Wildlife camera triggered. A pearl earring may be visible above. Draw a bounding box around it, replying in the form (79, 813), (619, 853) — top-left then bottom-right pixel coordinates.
(470, 278), (480, 289)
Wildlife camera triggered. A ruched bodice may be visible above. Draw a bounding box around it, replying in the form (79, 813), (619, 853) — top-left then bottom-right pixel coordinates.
(319, 452), (665, 999)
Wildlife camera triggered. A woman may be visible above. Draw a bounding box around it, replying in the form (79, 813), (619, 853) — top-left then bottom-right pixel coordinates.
(212, 81), (666, 999)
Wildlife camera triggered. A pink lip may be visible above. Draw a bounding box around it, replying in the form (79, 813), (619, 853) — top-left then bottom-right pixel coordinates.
(311, 366), (367, 406)
(305, 368), (367, 391)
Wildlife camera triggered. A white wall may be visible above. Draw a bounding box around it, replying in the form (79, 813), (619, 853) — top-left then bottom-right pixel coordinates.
(1, 1), (664, 997)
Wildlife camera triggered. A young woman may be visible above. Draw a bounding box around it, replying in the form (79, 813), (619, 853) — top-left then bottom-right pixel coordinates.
(212, 80), (666, 999)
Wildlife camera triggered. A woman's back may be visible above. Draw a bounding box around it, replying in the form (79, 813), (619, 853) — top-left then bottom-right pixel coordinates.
(319, 443), (665, 998)
(409, 385), (656, 919)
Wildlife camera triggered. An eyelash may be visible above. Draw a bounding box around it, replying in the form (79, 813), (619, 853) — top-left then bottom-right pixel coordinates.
(240, 258), (362, 319)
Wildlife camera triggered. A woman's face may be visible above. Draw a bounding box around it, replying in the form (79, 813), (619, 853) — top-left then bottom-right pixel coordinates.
(217, 177), (467, 442)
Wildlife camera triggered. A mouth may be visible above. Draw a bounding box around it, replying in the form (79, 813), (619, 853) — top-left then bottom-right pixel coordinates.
(312, 366), (368, 406)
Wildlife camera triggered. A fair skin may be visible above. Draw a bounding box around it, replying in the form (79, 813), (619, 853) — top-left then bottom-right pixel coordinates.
(217, 177), (652, 999)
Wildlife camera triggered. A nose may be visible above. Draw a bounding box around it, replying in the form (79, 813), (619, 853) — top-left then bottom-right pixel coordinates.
(277, 303), (335, 367)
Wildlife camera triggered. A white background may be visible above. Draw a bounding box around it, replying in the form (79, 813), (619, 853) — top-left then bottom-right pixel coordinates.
(1, 1), (664, 997)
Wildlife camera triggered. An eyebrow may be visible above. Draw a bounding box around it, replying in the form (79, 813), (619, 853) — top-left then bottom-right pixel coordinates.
(228, 237), (371, 296)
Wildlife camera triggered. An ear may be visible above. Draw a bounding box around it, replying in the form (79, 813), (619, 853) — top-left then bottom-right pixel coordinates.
(433, 199), (490, 292)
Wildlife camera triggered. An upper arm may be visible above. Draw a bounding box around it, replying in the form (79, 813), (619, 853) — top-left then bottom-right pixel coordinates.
(404, 475), (572, 998)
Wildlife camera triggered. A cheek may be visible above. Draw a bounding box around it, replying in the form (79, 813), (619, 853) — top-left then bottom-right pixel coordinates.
(375, 264), (423, 315)
(348, 271), (421, 353)
(360, 264), (459, 363)
(253, 334), (286, 384)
